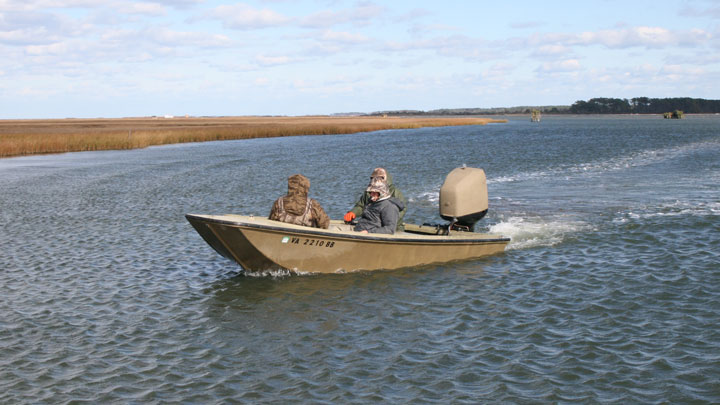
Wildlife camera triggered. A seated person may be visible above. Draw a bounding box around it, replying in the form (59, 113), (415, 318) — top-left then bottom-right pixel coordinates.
(354, 179), (405, 234)
(269, 174), (329, 229)
(344, 167), (407, 231)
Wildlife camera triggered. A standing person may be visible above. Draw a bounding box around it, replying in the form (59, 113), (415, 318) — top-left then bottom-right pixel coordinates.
(269, 174), (330, 229)
(344, 167), (407, 231)
(354, 179), (405, 235)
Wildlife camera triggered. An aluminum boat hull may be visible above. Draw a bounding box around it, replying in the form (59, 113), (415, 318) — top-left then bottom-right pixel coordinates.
(186, 214), (510, 274)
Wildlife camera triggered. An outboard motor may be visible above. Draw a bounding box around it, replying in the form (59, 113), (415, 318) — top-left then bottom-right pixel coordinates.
(439, 166), (488, 232)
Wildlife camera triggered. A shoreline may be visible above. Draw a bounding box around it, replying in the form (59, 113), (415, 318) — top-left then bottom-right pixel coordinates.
(0, 115), (505, 159)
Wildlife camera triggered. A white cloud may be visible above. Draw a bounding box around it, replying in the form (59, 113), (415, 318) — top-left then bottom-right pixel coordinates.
(0, 0), (107, 12)
(24, 41), (68, 55)
(2, 1), (719, 117)
(301, 43), (345, 57)
(289, 74), (371, 95)
(208, 3), (291, 30)
(300, 3), (385, 28)
(100, 26), (231, 49)
(532, 44), (571, 58)
(537, 59), (582, 73)
(115, 2), (166, 16)
(0, 27), (58, 44)
(146, 27), (232, 48)
(0, 0), (201, 12)
(661, 64), (706, 76)
(148, 0), (203, 8)
(574, 26), (711, 49)
(519, 26), (714, 52)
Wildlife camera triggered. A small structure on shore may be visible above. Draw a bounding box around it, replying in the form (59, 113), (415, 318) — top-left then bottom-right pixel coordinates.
(531, 109), (541, 122)
(664, 110), (684, 119)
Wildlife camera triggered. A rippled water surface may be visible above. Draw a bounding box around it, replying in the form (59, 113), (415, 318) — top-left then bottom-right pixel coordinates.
(2, 115), (719, 403)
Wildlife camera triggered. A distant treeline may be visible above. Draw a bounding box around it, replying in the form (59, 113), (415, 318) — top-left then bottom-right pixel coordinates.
(569, 97), (720, 114)
(370, 97), (720, 116)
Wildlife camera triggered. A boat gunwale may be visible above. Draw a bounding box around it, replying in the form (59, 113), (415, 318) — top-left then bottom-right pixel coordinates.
(186, 214), (511, 244)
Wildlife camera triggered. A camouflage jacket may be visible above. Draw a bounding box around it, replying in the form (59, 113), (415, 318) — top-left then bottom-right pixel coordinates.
(269, 174), (329, 229)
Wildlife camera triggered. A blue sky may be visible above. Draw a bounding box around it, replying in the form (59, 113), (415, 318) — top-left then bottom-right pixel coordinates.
(1, 0), (718, 118)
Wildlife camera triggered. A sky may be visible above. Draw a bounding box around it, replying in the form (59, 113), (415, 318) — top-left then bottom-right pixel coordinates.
(1, 0), (719, 118)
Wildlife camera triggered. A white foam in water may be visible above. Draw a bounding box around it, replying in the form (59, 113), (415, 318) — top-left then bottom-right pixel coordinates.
(490, 171), (551, 184)
(415, 190), (439, 203)
(489, 216), (590, 250)
(242, 268), (296, 278)
(614, 200), (720, 223)
(490, 139), (720, 184)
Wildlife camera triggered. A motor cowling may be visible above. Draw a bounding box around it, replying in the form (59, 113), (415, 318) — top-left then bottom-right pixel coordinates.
(439, 167), (488, 231)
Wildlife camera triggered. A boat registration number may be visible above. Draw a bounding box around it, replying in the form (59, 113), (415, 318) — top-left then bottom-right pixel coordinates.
(281, 236), (335, 248)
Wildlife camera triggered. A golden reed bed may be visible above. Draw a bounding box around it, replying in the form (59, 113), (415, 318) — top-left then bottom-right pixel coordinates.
(0, 116), (505, 158)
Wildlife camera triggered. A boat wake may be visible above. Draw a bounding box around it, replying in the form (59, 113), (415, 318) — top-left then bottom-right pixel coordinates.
(613, 200), (720, 223)
(409, 186), (591, 251)
(488, 216), (591, 250)
(490, 139), (720, 184)
(412, 189), (441, 204)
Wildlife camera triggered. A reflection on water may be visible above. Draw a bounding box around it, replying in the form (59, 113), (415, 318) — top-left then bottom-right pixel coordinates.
(1, 116), (719, 403)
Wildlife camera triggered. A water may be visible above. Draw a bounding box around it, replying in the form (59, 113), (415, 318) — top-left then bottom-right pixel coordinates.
(1, 115), (719, 403)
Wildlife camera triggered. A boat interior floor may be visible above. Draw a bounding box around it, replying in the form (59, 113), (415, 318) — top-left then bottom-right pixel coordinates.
(329, 222), (454, 236)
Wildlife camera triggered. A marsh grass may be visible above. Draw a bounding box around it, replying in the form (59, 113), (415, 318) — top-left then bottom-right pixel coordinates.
(0, 116), (505, 158)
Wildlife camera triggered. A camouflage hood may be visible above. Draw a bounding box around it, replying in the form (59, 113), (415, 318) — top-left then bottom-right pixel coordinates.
(287, 174), (309, 198)
(283, 174), (310, 215)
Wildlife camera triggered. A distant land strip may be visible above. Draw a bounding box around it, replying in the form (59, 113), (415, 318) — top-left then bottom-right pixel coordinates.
(0, 115), (505, 158)
(374, 97), (720, 116)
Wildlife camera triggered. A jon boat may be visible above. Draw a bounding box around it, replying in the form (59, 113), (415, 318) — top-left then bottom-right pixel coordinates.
(186, 167), (510, 274)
